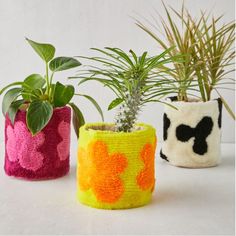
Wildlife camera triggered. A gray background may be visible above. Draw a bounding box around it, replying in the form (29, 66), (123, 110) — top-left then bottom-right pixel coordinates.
(0, 0), (235, 143)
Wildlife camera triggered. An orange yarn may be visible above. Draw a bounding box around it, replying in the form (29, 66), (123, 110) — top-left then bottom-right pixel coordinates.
(136, 139), (156, 191)
(78, 141), (127, 203)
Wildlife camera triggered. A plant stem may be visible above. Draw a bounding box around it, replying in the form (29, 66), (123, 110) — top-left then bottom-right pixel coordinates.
(45, 63), (50, 96)
(49, 72), (54, 86)
(48, 72), (54, 101)
(115, 89), (142, 132)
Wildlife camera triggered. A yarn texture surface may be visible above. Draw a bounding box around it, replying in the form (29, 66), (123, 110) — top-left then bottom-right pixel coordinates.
(137, 141), (156, 191)
(161, 98), (222, 168)
(4, 106), (71, 180)
(77, 123), (156, 209)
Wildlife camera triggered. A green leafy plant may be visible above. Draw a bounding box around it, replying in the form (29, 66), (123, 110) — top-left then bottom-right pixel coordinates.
(0, 38), (103, 135)
(136, 3), (235, 119)
(190, 13), (235, 118)
(136, 3), (199, 102)
(71, 47), (180, 132)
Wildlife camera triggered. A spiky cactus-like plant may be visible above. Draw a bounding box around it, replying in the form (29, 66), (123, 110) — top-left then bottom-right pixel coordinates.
(73, 47), (179, 132)
(115, 85), (142, 132)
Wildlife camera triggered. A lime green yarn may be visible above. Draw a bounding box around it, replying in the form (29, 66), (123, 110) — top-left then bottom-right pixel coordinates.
(77, 123), (156, 209)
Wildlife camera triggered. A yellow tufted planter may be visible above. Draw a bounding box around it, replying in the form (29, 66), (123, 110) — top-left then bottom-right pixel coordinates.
(77, 123), (156, 209)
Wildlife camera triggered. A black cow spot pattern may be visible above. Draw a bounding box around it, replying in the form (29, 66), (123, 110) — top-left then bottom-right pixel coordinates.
(169, 96), (178, 102)
(176, 116), (213, 155)
(163, 113), (171, 141)
(160, 149), (169, 162)
(217, 98), (222, 128)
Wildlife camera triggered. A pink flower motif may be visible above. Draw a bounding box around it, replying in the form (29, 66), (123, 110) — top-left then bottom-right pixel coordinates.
(57, 121), (70, 161)
(6, 121), (45, 171)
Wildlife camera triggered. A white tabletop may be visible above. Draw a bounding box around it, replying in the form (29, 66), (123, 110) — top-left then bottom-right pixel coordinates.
(0, 143), (234, 235)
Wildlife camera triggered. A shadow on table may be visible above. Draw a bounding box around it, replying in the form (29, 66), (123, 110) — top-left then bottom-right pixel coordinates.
(151, 189), (178, 205)
(150, 186), (198, 207)
(66, 165), (77, 179)
(219, 156), (235, 168)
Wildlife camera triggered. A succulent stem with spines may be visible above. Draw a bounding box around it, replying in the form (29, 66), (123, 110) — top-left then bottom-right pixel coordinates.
(74, 47), (181, 132)
(115, 67), (145, 132)
(115, 90), (142, 132)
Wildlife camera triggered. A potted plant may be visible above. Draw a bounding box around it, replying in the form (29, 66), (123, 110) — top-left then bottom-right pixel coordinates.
(0, 38), (103, 180)
(72, 47), (179, 209)
(136, 4), (235, 168)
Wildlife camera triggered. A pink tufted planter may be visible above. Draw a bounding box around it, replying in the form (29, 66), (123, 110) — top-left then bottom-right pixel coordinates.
(4, 106), (71, 180)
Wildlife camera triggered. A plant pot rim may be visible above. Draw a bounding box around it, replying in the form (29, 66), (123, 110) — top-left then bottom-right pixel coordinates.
(167, 96), (221, 105)
(80, 122), (155, 137)
(16, 105), (70, 114)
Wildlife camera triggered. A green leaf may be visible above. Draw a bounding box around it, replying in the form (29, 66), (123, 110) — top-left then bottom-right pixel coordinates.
(76, 93), (104, 121)
(22, 74), (45, 101)
(53, 82), (75, 107)
(216, 91), (235, 120)
(69, 102), (85, 138)
(108, 97), (123, 110)
(49, 57), (81, 72)
(139, 51), (148, 66)
(26, 38), (55, 62)
(0, 82), (23, 95)
(129, 50), (138, 63)
(8, 99), (25, 124)
(23, 74), (46, 90)
(105, 47), (135, 68)
(2, 88), (22, 116)
(27, 100), (53, 135)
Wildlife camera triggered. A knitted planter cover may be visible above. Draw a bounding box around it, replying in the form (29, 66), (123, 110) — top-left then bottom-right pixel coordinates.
(4, 106), (71, 180)
(160, 98), (222, 168)
(77, 123), (156, 209)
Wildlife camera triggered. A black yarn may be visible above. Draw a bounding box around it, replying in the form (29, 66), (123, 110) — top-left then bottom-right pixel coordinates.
(160, 149), (169, 162)
(217, 98), (222, 128)
(176, 116), (214, 155)
(163, 113), (171, 141)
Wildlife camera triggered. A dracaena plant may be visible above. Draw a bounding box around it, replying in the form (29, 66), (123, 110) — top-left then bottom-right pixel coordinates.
(190, 13), (235, 119)
(136, 3), (198, 102)
(71, 47), (179, 132)
(136, 3), (235, 119)
(0, 38), (103, 135)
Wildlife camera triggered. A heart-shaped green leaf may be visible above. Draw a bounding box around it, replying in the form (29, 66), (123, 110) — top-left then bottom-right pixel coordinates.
(49, 57), (81, 72)
(8, 99), (25, 124)
(23, 74), (45, 90)
(2, 88), (22, 116)
(69, 102), (85, 138)
(27, 100), (53, 135)
(22, 74), (45, 101)
(26, 38), (55, 63)
(53, 82), (74, 107)
(108, 97), (123, 110)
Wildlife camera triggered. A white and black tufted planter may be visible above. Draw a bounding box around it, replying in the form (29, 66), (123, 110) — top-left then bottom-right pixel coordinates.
(160, 97), (222, 168)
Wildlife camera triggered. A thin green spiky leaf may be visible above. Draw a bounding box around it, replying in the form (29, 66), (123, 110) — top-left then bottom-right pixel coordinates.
(76, 93), (104, 121)
(217, 91), (235, 120)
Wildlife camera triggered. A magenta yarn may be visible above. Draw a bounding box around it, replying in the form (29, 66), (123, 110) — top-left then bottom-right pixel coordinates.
(4, 106), (71, 180)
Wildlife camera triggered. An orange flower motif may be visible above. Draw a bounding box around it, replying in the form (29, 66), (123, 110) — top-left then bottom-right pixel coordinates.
(137, 138), (156, 191)
(78, 141), (127, 203)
